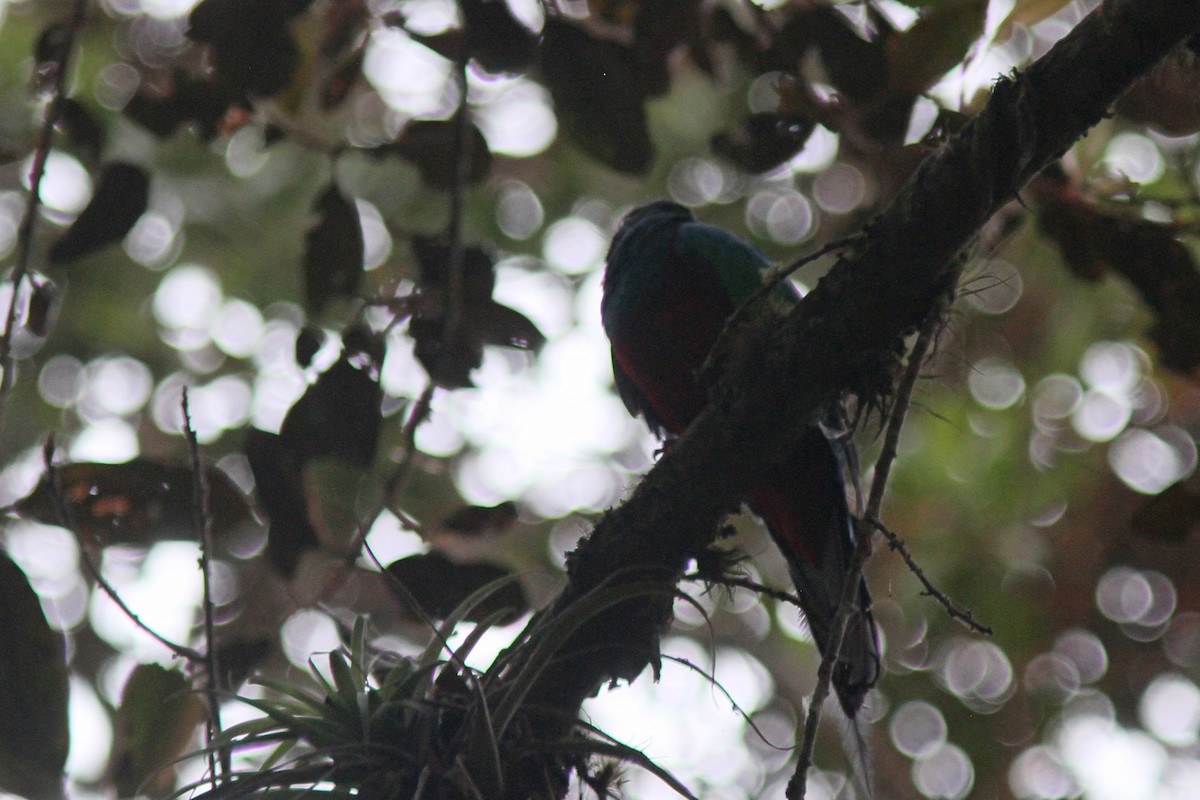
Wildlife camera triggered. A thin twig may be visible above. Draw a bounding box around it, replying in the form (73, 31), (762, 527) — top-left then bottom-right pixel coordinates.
(360, 535), (464, 670)
(0, 0), (89, 432)
(382, 382), (435, 515)
(41, 437), (204, 663)
(870, 519), (992, 635)
(182, 389), (228, 783)
(788, 302), (946, 799)
(681, 572), (803, 609)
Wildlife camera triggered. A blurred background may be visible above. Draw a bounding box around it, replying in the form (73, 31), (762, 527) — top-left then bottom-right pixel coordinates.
(0, 0), (1199, 798)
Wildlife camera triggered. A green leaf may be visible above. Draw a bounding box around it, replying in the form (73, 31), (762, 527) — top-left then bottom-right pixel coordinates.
(887, 0), (988, 94)
(0, 552), (68, 800)
(107, 664), (207, 797)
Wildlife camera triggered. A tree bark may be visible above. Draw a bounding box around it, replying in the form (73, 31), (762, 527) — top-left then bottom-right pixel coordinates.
(493, 0), (1200, 795)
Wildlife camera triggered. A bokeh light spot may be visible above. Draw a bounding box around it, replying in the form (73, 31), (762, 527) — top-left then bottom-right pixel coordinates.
(965, 260), (1023, 314)
(495, 181), (544, 240)
(1096, 567), (1175, 628)
(86, 356), (153, 417)
(1104, 132), (1165, 184)
(1009, 745), (1077, 800)
(938, 639), (1014, 710)
(813, 162), (867, 213)
(890, 700), (947, 758)
(154, 264), (223, 331)
(1072, 390), (1130, 442)
(968, 357), (1025, 410)
(1140, 674), (1200, 747)
(1054, 628), (1108, 684)
(211, 298), (265, 359)
(27, 151), (91, 216)
(913, 743), (974, 800)
(474, 80), (556, 157)
(281, 609), (341, 669)
(542, 216), (606, 274)
(1081, 341), (1141, 395)
(38, 354), (84, 408)
(1033, 374), (1083, 423)
(1109, 427), (1195, 495)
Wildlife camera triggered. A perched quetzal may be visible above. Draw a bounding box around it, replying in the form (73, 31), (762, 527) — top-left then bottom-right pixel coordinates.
(601, 201), (880, 717)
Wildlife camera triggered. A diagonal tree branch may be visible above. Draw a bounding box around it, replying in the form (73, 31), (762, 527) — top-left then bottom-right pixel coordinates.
(490, 0), (1200, 795)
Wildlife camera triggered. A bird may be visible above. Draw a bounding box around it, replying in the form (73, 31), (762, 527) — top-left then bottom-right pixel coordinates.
(600, 200), (880, 717)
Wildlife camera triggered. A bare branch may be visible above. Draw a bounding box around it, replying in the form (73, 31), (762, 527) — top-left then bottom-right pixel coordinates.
(182, 389), (228, 783)
(0, 0), (89, 432)
(872, 519), (993, 636)
(789, 298), (945, 799)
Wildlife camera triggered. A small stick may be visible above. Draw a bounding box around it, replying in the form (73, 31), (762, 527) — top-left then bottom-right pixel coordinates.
(0, 0), (89, 431)
(182, 389), (228, 782)
(788, 302), (944, 799)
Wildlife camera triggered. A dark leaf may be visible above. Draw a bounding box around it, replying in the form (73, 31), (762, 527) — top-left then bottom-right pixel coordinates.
(24, 277), (60, 339)
(379, 119), (492, 190)
(411, 235), (496, 301)
(279, 354), (383, 468)
(630, 0), (699, 96)
(55, 99), (105, 165)
(812, 7), (889, 104)
(245, 429), (320, 577)
(319, 0), (368, 57)
(216, 637), (275, 688)
(1117, 44), (1200, 135)
(0, 552), (68, 800)
(477, 302), (546, 351)
(410, 318), (482, 388)
(408, 237), (543, 387)
(48, 163), (149, 264)
(712, 113), (816, 173)
(406, 29), (464, 62)
(188, 0), (313, 99)
(461, 0), (538, 75)
(540, 19), (654, 174)
(1131, 481), (1200, 541)
(15, 459), (254, 548)
(886, 0), (987, 95)
(33, 21), (70, 74)
(439, 501), (519, 538)
(304, 184), (364, 315)
(123, 70), (232, 140)
(762, 10), (818, 72)
(320, 51), (364, 110)
(860, 89), (921, 144)
(1034, 171), (1200, 374)
(106, 664), (206, 798)
(295, 325), (326, 368)
(384, 552), (527, 622)
(342, 323), (387, 366)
